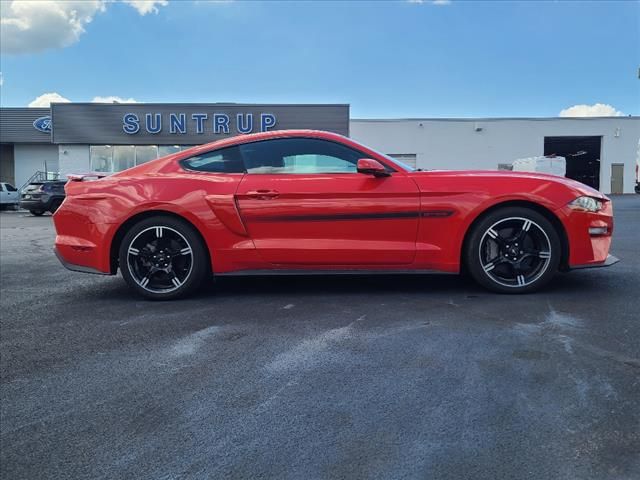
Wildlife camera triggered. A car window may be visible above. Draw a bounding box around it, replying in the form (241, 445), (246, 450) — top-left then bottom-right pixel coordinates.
(240, 138), (368, 174)
(5, 184), (17, 192)
(180, 146), (244, 173)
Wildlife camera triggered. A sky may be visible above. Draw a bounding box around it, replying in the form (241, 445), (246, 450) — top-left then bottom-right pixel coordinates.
(0, 0), (638, 118)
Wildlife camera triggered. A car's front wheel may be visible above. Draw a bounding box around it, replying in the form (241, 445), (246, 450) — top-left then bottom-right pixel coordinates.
(30, 210), (45, 216)
(119, 216), (209, 300)
(465, 207), (561, 293)
(49, 199), (63, 213)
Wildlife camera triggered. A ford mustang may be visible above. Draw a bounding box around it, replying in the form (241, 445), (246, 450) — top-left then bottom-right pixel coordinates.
(53, 130), (618, 300)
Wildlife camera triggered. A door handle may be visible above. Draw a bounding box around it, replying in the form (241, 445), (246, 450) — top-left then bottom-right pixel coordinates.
(245, 190), (279, 200)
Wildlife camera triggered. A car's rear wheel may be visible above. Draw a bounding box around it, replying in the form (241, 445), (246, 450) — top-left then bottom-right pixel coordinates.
(30, 210), (45, 216)
(119, 216), (209, 300)
(465, 207), (561, 293)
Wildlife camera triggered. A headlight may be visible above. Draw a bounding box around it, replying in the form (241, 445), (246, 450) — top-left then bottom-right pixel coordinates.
(568, 196), (603, 212)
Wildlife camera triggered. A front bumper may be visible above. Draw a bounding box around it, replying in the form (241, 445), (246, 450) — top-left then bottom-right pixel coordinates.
(570, 254), (620, 270)
(557, 200), (615, 268)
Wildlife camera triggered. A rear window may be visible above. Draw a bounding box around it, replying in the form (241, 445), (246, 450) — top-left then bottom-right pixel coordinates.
(180, 146), (244, 173)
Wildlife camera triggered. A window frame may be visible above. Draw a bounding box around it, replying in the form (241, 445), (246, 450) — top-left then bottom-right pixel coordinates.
(178, 137), (397, 176)
(179, 145), (246, 174)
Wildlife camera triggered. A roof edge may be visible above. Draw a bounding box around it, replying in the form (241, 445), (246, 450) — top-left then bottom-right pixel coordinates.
(351, 116), (639, 122)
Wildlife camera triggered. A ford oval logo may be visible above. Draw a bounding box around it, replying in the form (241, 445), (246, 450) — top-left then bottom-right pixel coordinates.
(33, 116), (52, 133)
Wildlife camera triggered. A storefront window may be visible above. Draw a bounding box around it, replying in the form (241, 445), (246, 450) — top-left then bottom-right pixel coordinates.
(136, 146), (158, 165)
(90, 146), (113, 172)
(90, 145), (166, 172)
(158, 145), (181, 157)
(113, 146), (135, 171)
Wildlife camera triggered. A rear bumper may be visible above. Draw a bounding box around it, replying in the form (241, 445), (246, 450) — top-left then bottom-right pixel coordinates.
(54, 247), (111, 275)
(20, 199), (51, 211)
(570, 254), (620, 270)
(53, 208), (115, 274)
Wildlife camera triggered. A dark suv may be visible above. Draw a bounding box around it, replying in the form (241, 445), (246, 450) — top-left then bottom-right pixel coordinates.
(20, 181), (66, 216)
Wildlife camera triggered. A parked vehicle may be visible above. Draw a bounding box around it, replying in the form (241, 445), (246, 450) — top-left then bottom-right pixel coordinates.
(20, 180), (66, 216)
(0, 182), (20, 209)
(53, 130), (618, 300)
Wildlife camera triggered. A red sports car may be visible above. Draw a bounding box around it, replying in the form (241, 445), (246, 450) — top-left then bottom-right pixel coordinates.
(53, 130), (618, 300)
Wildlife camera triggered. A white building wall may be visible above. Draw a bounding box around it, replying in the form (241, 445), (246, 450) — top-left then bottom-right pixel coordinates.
(58, 145), (90, 179)
(350, 117), (640, 194)
(13, 144), (59, 189)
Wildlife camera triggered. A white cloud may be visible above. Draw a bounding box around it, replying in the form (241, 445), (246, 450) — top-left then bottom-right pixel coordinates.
(1, 0), (169, 55)
(28, 92), (138, 106)
(28, 92), (71, 107)
(91, 95), (138, 103)
(559, 103), (624, 118)
(0, 72), (3, 87)
(1, 1), (106, 54)
(121, 1), (168, 16)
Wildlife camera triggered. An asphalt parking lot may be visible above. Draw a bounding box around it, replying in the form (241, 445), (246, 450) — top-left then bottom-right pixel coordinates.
(1, 196), (639, 480)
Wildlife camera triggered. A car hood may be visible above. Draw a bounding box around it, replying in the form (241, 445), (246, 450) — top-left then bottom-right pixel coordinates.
(409, 170), (607, 200)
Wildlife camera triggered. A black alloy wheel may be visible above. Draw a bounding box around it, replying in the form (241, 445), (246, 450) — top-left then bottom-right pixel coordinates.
(119, 216), (208, 300)
(466, 207), (561, 293)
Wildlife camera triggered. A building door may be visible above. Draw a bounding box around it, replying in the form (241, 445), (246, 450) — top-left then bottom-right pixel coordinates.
(544, 136), (601, 190)
(0, 144), (15, 185)
(611, 164), (624, 194)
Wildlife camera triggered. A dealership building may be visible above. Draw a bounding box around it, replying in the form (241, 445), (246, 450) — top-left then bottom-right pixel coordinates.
(0, 103), (638, 194)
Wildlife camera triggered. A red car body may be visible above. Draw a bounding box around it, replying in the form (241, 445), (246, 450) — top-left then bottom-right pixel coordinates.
(53, 130), (616, 295)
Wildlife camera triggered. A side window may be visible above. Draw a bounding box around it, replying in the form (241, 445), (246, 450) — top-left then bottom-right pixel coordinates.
(240, 138), (366, 174)
(180, 146), (244, 173)
(5, 184), (17, 192)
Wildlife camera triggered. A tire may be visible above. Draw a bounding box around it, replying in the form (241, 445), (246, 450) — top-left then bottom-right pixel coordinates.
(30, 210), (45, 216)
(118, 216), (209, 300)
(49, 199), (63, 213)
(465, 207), (561, 293)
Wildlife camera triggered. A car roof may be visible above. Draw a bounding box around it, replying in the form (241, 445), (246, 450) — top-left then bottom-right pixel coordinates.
(181, 129), (353, 157)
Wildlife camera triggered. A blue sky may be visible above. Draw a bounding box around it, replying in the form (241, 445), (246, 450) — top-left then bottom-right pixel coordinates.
(1, 0), (638, 117)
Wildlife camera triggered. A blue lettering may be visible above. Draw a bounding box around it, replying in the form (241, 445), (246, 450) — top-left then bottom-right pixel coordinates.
(191, 113), (208, 134)
(214, 113), (230, 134)
(260, 113), (276, 132)
(122, 113), (140, 134)
(145, 113), (162, 134)
(169, 113), (186, 134)
(237, 113), (253, 134)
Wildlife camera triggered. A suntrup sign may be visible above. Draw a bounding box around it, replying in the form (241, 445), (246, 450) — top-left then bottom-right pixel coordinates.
(51, 103), (349, 145)
(122, 112), (277, 135)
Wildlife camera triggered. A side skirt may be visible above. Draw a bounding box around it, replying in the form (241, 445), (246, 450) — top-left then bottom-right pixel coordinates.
(217, 269), (457, 277)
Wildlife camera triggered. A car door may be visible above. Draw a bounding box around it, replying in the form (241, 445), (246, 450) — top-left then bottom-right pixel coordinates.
(234, 137), (420, 266)
(5, 184), (19, 204)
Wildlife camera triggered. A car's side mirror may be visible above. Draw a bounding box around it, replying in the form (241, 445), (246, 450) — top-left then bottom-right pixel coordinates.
(357, 158), (390, 177)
